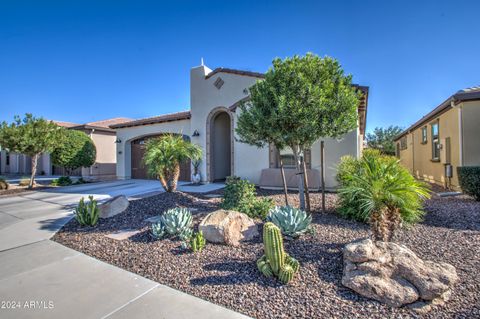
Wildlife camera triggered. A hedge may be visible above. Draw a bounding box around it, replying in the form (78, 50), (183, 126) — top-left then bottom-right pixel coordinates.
(457, 166), (480, 201)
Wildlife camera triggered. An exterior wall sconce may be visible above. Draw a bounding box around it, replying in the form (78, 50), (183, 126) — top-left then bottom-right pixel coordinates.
(192, 130), (200, 137)
(114, 138), (122, 143)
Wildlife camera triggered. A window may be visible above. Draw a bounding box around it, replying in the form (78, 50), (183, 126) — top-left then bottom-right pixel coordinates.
(431, 122), (440, 160)
(421, 126), (427, 144)
(396, 143), (400, 158)
(6, 152), (9, 166)
(400, 136), (407, 150)
(279, 147), (296, 168)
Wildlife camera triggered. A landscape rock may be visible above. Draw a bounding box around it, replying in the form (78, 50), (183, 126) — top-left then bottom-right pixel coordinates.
(342, 238), (458, 311)
(100, 195), (130, 218)
(199, 210), (258, 246)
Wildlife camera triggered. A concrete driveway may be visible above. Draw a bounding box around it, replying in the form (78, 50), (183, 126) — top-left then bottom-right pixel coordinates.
(0, 179), (244, 319)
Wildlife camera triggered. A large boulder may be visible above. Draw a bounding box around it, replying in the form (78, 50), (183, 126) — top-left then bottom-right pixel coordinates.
(99, 195), (129, 219)
(342, 238), (458, 312)
(199, 210), (258, 246)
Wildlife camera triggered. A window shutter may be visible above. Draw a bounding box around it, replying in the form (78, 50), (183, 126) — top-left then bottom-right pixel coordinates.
(304, 149), (311, 169)
(445, 137), (451, 164)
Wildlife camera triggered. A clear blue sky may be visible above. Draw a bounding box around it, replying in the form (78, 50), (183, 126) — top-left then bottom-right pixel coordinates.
(1, 0), (479, 133)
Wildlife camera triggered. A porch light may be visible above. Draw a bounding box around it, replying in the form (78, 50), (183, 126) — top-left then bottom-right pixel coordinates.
(192, 130), (200, 137)
(114, 138), (122, 143)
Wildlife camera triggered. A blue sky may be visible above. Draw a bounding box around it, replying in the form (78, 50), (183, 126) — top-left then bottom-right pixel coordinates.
(1, 0), (479, 133)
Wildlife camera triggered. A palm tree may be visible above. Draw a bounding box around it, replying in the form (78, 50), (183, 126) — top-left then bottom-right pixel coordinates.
(338, 152), (430, 242)
(143, 134), (202, 192)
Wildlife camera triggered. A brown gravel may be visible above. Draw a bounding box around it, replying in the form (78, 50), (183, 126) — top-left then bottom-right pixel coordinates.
(53, 189), (480, 319)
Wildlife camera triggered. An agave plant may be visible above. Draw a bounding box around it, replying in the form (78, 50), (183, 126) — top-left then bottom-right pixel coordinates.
(151, 207), (193, 244)
(267, 206), (312, 239)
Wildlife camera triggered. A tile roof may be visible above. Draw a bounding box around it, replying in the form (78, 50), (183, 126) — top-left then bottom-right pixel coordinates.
(85, 117), (134, 128)
(205, 68), (265, 80)
(110, 111), (191, 129)
(52, 120), (80, 128)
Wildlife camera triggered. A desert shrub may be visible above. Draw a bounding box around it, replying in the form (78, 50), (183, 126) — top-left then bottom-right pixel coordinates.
(338, 151), (430, 241)
(19, 178), (31, 187)
(267, 206), (312, 239)
(457, 166), (480, 201)
(0, 177), (9, 190)
(74, 195), (99, 226)
(51, 176), (73, 186)
(221, 176), (274, 219)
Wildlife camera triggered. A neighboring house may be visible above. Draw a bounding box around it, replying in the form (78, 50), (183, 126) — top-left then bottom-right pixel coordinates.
(394, 86), (480, 190)
(0, 118), (132, 180)
(111, 63), (369, 190)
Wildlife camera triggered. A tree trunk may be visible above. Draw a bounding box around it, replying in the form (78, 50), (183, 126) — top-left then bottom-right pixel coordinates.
(302, 156), (311, 212)
(279, 157), (289, 206)
(320, 141), (326, 213)
(29, 154), (39, 189)
(292, 145), (305, 210)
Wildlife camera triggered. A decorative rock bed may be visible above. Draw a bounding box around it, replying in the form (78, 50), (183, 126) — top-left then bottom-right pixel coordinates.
(53, 190), (480, 319)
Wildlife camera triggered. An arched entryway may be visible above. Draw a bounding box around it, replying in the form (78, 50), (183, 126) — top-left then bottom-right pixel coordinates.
(207, 108), (233, 182)
(131, 134), (191, 181)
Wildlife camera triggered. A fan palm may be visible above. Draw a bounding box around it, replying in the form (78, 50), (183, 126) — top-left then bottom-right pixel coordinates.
(143, 134), (202, 192)
(338, 152), (430, 242)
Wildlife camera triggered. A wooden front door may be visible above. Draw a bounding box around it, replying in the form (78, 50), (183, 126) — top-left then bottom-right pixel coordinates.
(131, 136), (191, 181)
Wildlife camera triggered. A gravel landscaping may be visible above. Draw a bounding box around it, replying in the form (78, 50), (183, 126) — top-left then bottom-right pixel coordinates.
(53, 189), (480, 319)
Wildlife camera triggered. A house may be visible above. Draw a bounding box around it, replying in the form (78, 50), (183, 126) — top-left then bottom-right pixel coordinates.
(394, 86), (480, 189)
(111, 63), (369, 190)
(0, 118), (132, 180)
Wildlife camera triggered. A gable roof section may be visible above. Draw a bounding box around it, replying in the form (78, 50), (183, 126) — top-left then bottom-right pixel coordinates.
(394, 86), (480, 141)
(110, 111), (191, 129)
(205, 68), (265, 80)
(229, 85), (369, 135)
(52, 120), (80, 128)
(69, 117), (134, 132)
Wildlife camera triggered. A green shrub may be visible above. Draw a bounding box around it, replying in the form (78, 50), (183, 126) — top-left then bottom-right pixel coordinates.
(0, 177), (9, 190)
(267, 206), (312, 239)
(457, 166), (480, 201)
(221, 176), (274, 219)
(74, 195), (99, 226)
(337, 151), (430, 241)
(51, 176), (73, 186)
(189, 231), (206, 252)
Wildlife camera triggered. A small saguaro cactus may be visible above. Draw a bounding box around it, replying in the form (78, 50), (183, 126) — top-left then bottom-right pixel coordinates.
(257, 222), (300, 284)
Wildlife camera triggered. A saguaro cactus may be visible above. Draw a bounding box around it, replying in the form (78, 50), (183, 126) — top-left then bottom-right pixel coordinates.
(257, 222), (300, 283)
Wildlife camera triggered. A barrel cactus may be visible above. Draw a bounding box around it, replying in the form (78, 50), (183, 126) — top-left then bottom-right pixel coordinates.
(267, 206), (312, 239)
(189, 231), (206, 252)
(257, 222), (300, 284)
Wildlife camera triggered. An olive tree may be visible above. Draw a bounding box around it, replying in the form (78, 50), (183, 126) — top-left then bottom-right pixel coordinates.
(51, 129), (96, 174)
(366, 126), (403, 156)
(237, 53), (360, 210)
(0, 114), (64, 188)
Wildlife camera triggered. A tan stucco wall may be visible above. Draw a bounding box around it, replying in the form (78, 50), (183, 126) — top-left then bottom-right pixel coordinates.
(397, 107), (461, 188)
(80, 130), (118, 179)
(461, 100), (480, 166)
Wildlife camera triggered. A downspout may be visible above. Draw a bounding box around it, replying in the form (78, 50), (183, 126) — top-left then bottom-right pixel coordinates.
(456, 101), (464, 167)
(89, 129), (95, 176)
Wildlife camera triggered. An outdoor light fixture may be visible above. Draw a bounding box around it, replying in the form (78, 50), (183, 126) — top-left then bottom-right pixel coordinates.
(192, 130), (200, 137)
(114, 138), (122, 143)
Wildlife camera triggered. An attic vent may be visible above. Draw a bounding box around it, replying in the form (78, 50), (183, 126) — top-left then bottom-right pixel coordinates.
(214, 77), (224, 89)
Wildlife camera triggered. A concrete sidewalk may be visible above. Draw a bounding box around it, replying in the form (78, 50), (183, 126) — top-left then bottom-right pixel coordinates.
(0, 180), (245, 319)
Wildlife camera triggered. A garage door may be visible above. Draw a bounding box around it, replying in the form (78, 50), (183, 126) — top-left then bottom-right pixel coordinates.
(131, 136), (191, 181)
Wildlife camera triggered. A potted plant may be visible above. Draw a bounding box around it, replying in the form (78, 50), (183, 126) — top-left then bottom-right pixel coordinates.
(191, 159), (202, 184)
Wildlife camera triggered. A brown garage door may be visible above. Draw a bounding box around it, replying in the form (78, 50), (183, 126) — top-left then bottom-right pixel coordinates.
(131, 136), (191, 181)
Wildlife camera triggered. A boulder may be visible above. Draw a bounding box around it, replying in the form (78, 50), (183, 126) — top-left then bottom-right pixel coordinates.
(99, 195), (129, 218)
(342, 238), (458, 312)
(199, 210), (258, 246)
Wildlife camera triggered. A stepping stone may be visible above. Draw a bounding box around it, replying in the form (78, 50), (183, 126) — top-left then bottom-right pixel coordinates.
(144, 216), (161, 223)
(204, 194), (222, 198)
(105, 229), (141, 241)
(437, 192), (462, 197)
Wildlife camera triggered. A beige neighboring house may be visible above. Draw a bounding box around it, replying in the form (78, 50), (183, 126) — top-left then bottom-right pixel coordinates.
(394, 86), (480, 190)
(0, 117), (132, 180)
(111, 63), (369, 190)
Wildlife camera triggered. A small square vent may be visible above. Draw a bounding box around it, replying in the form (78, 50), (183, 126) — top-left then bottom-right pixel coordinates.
(214, 77), (224, 89)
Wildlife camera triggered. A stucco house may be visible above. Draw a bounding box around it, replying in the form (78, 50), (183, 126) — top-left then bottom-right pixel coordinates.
(0, 117), (132, 180)
(394, 86), (480, 189)
(111, 63), (369, 190)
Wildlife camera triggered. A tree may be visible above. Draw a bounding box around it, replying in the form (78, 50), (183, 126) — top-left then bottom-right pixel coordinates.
(0, 114), (64, 188)
(237, 53), (360, 210)
(51, 129), (96, 174)
(366, 126), (403, 156)
(143, 134), (202, 192)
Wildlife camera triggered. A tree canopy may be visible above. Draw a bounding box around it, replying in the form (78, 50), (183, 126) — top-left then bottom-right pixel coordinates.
(236, 53), (361, 209)
(366, 126), (403, 156)
(51, 129), (96, 171)
(0, 114), (65, 188)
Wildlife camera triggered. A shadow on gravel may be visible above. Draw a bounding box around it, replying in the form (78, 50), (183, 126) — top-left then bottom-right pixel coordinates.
(421, 197), (480, 232)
